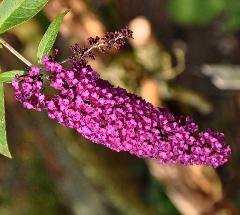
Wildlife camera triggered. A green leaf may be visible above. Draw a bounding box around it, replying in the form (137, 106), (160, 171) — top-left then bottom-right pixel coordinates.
(167, 0), (225, 25)
(0, 0), (49, 34)
(0, 70), (25, 83)
(0, 82), (11, 158)
(37, 10), (69, 63)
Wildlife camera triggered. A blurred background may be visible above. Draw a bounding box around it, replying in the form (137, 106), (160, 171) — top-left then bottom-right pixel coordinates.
(0, 0), (240, 214)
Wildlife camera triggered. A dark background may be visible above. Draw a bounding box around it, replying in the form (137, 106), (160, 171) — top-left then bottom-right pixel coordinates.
(0, 0), (239, 214)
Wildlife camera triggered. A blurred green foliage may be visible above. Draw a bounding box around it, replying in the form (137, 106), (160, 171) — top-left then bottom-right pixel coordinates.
(167, 0), (240, 31)
(0, 156), (71, 215)
(223, 0), (240, 31)
(148, 178), (180, 215)
(167, 0), (225, 25)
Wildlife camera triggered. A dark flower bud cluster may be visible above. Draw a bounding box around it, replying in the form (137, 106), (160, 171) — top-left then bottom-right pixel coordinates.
(101, 26), (133, 49)
(87, 36), (100, 46)
(11, 27), (231, 168)
(69, 26), (133, 68)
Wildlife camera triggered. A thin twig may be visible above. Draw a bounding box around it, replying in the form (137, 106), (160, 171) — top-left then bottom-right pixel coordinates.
(59, 35), (125, 64)
(59, 42), (104, 64)
(0, 38), (33, 67)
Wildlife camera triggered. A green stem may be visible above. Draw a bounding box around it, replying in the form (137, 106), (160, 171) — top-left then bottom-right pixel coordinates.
(0, 38), (33, 67)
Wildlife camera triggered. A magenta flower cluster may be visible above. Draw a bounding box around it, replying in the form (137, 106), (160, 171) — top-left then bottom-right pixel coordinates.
(12, 55), (231, 168)
(12, 67), (45, 111)
(11, 27), (231, 168)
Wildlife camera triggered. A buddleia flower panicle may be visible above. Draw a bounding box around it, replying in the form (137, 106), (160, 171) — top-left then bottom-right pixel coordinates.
(11, 27), (231, 168)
